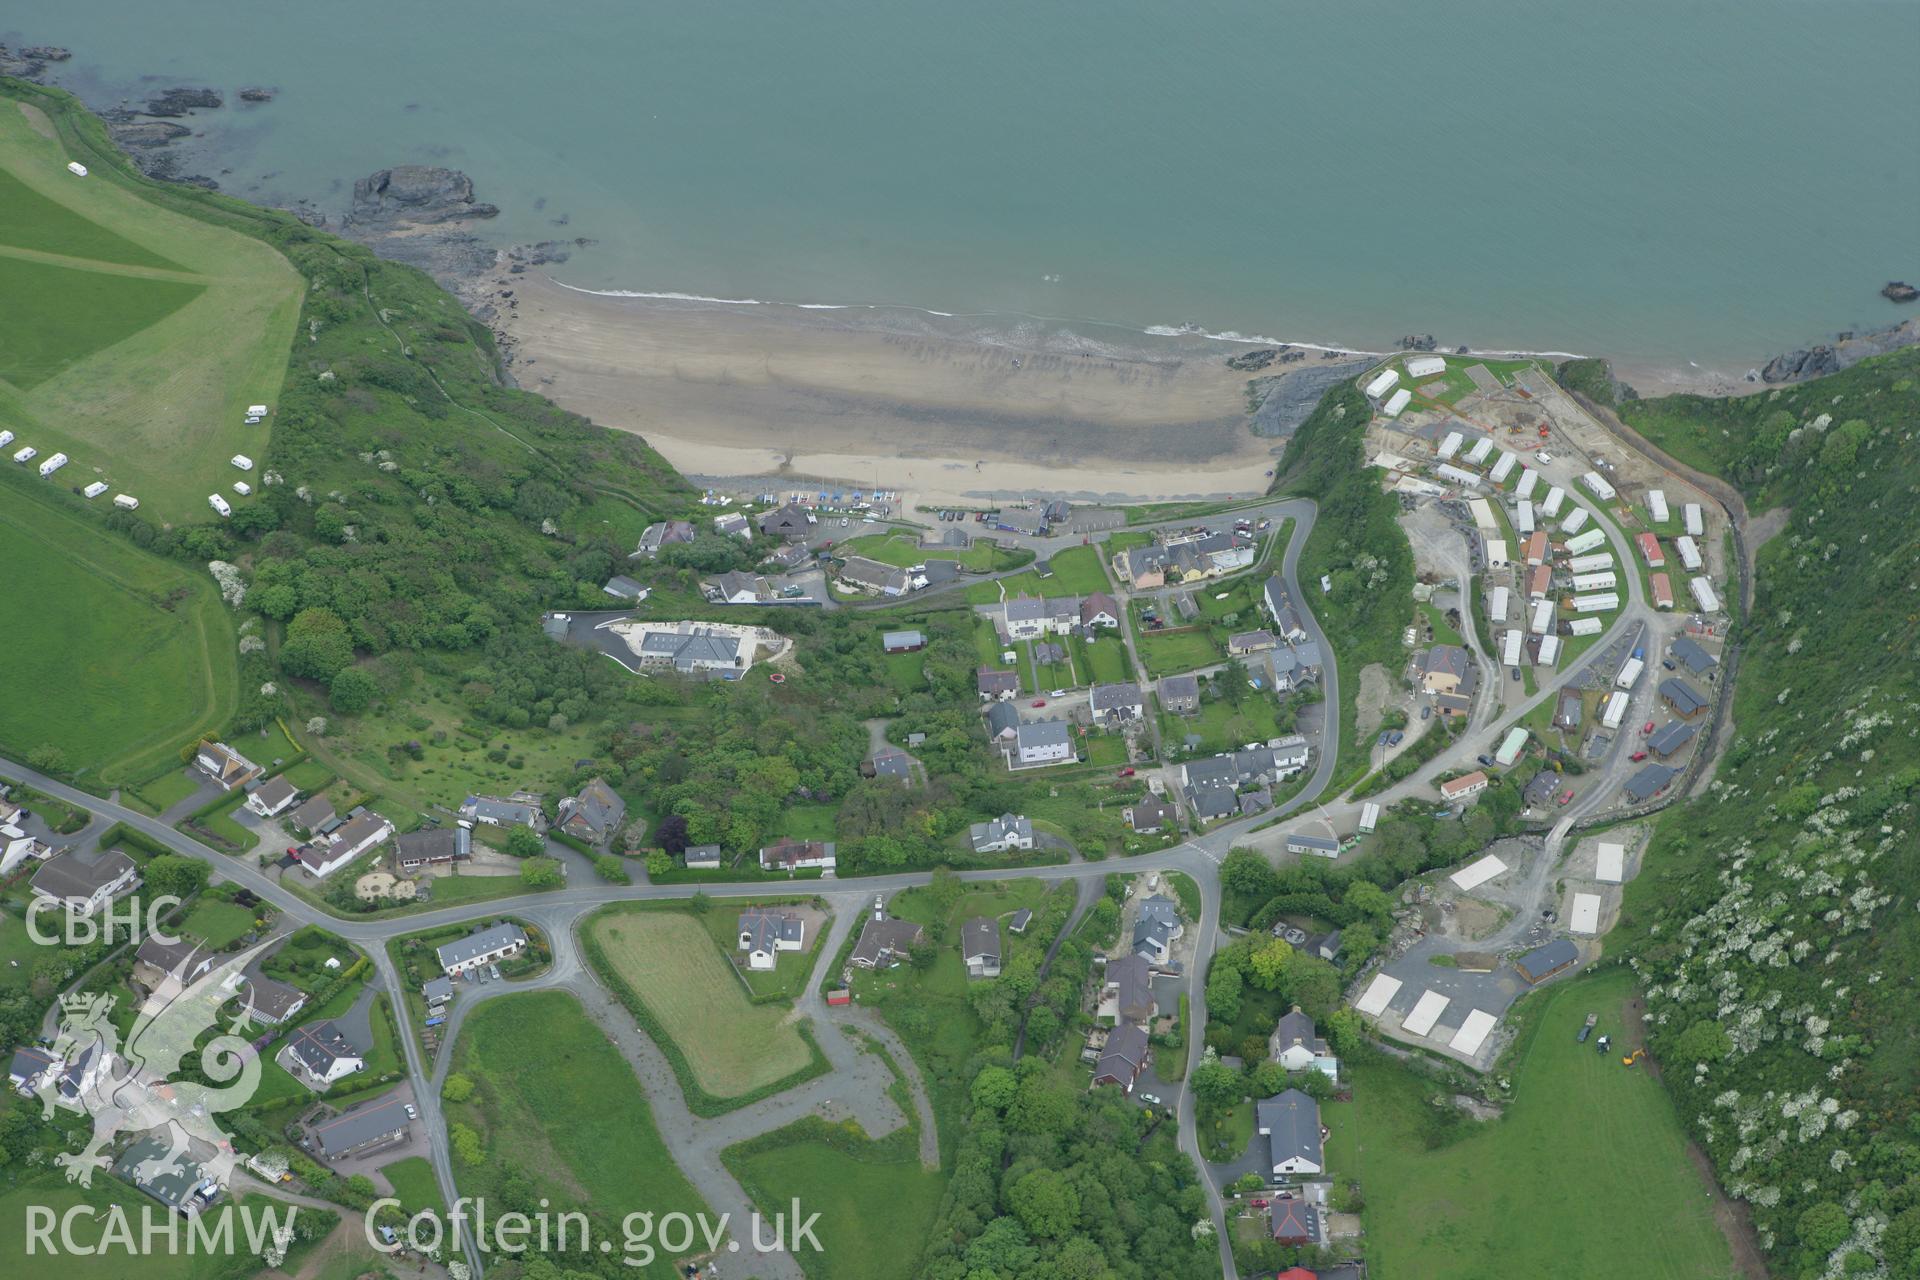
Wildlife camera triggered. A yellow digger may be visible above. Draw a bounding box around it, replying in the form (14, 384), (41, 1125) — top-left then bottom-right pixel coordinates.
(1622, 1048), (1647, 1068)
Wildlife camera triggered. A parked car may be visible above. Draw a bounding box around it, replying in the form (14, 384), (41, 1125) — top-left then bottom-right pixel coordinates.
(404, 1103), (418, 1119)
(1476, 754), (1494, 766)
(490, 963), (503, 982)
(1139, 1093), (1161, 1106)
(1031, 699), (1047, 708)
(1558, 788), (1575, 805)
(1630, 750), (1648, 762)
(1388, 731), (1404, 746)
(1117, 767), (1136, 778)
(1642, 721), (1655, 735)
(1662, 659), (1676, 670)
(1049, 688), (1068, 698)
(1510, 668), (1520, 681)
(1420, 705), (1431, 721)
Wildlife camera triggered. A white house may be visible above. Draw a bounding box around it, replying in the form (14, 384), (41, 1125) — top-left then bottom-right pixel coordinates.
(30, 850), (139, 917)
(295, 811), (393, 878)
(1013, 720), (1073, 766)
(196, 741), (263, 791)
(283, 1022), (364, 1086)
(244, 776), (300, 819)
(1269, 1007), (1339, 1080)
(970, 813), (1035, 853)
(737, 909), (805, 970)
(436, 922), (529, 976)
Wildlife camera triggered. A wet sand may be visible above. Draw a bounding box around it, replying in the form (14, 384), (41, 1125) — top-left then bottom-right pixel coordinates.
(482, 269), (1294, 504)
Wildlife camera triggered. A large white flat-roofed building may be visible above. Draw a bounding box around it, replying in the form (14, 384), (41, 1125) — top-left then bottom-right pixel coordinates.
(1355, 972), (1402, 1017)
(1595, 842), (1625, 883)
(1450, 854), (1507, 892)
(1402, 990), (1451, 1037)
(1449, 1008), (1498, 1056)
(1570, 893), (1602, 935)
(1382, 388), (1412, 417)
(1363, 368), (1400, 400)
(1405, 355), (1447, 378)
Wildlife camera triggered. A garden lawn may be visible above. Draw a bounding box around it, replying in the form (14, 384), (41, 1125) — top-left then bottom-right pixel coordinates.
(446, 991), (709, 1279)
(586, 908), (815, 1098)
(840, 530), (1006, 572)
(377, 1155), (446, 1220)
(690, 898), (827, 1000)
(1136, 627), (1221, 677)
(181, 898), (257, 948)
(1074, 632), (1131, 683)
(0, 480), (236, 786)
(728, 1132), (945, 1280)
(1039, 544), (1113, 593)
(1327, 969), (1733, 1280)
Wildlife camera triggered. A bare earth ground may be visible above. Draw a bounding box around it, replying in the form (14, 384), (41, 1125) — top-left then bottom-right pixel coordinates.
(486, 271), (1284, 505)
(16, 101), (54, 139)
(1354, 662), (1394, 740)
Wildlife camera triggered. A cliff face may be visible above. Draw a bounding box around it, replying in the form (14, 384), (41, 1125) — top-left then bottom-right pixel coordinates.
(1759, 317), (1920, 383)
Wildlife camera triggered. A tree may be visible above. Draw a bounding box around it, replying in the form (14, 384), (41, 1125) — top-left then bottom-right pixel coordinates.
(144, 856), (210, 901)
(442, 1073), (474, 1103)
(450, 1122), (483, 1164)
(1233, 1172), (1266, 1194)
(519, 856), (563, 888)
(1286, 957), (1343, 1017)
(644, 851), (671, 877)
(655, 813), (690, 854)
(504, 824), (545, 858)
(598, 854), (635, 884)
(1220, 657), (1249, 705)
(1220, 848), (1278, 901)
(279, 608), (355, 680)
(1190, 1056), (1243, 1110)
(1798, 1202), (1850, 1254)
(971, 1066), (1018, 1116)
(1343, 879), (1393, 925)
(26, 743), (66, 774)
(1248, 937), (1295, 991)
(927, 866), (962, 929)
(1206, 956), (1245, 1023)
(1672, 1019), (1732, 1064)
(1324, 1008), (1367, 1058)
(327, 666), (378, 714)
(1008, 1168), (1080, 1240)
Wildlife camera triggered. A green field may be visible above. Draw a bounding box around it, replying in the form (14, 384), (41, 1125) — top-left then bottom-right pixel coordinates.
(1136, 627), (1221, 677)
(1038, 544), (1114, 593)
(0, 1172), (295, 1280)
(838, 529), (1013, 572)
(1328, 970), (1734, 1279)
(0, 100), (303, 522)
(587, 908), (815, 1098)
(1164, 693), (1286, 756)
(0, 479), (237, 785)
(446, 991), (710, 1278)
(377, 1155), (447, 1220)
(181, 898), (258, 948)
(728, 1128), (946, 1280)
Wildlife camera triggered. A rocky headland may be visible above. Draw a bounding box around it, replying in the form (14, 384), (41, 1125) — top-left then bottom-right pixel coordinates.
(1757, 317), (1920, 384)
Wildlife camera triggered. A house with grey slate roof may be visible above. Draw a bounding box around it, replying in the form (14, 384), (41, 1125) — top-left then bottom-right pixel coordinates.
(970, 813), (1034, 853)
(558, 778), (626, 845)
(1255, 1088), (1325, 1176)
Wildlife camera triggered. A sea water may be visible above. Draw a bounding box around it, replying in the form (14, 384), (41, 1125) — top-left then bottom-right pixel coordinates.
(20, 0), (1918, 369)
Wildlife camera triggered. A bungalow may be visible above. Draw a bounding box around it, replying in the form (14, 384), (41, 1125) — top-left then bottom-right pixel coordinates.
(459, 793), (546, 832)
(963, 917), (1002, 978)
(557, 778), (626, 846)
(1124, 793), (1175, 835)
(423, 977), (454, 1008)
(866, 748), (914, 782)
(634, 520), (696, 557)
(312, 1095), (411, 1159)
(1090, 1022), (1150, 1092)
(850, 915), (924, 969)
(1079, 592), (1121, 629)
(1669, 635), (1719, 677)
(602, 574), (650, 601)
(132, 936), (214, 996)
(1228, 629), (1279, 656)
(704, 570), (774, 605)
(1270, 1197), (1322, 1247)
(1660, 677), (1710, 719)
(970, 813), (1035, 854)
(0, 832), (53, 879)
(836, 557), (910, 597)
(1003, 595), (1077, 640)
(984, 701), (1021, 742)
(1158, 673), (1201, 715)
(392, 826), (471, 873)
(245, 776), (299, 819)
(296, 811), (393, 878)
(30, 849), (139, 917)
(760, 839), (836, 872)
(1285, 832), (1340, 859)
(436, 921), (529, 976)
(1268, 1006), (1339, 1079)
(238, 973), (307, 1025)
(764, 541), (812, 570)
(284, 1021), (365, 1086)
(737, 909), (805, 970)
(1256, 1089), (1325, 1177)
(1101, 954), (1157, 1023)
(1623, 763), (1680, 805)
(993, 504), (1047, 536)
(1013, 720), (1074, 767)
(882, 629), (927, 654)
(1132, 895), (1184, 965)
(976, 667), (1020, 701)
(1089, 681), (1145, 727)
(757, 503), (814, 541)
(1516, 937), (1580, 984)
(1648, 719), (1698, 760)
(1439, 770), (1490, 802)
(683, 844), (723, 869)
(196, 741), (262, 792)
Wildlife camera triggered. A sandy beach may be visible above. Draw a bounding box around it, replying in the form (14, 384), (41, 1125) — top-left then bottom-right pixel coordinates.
(479, 269), (1300, 506)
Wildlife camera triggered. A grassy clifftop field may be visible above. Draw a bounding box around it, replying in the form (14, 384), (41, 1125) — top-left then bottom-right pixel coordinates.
(1620, 348), (1920, 1275)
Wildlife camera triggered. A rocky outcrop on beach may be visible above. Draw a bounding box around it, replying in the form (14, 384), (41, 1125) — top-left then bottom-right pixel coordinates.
(21, 46), (71, 62)
(1396, 333), (1440, 351)
(349, 166), (499, 226)
(1756, 317), (1920, 384)
(237, 87), (275, 104)
(0, 43), (59, 77)
(143, 87), (223, 117)
(1225, 346), (1308, 373)
(1246, 357), (1374, 439)
(109, 120), (192, 149)
(1884, 281), (1918, 304)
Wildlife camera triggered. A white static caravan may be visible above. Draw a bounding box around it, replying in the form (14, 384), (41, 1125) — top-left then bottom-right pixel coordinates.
(1514, 499), (1535, 534)
(247, 404), (269, 417)
(1364, 368), (1400, 400)
(1468, 498), (1498, 532)
(1572, 571), (1618, 592)
(1564, 528), (1607, 555)
(113, 494), (140, 510)
(1436, 431), (1464, 461)
(1572, 592), (1619, 613)
(1684, 503), (1705, 537)
(1675, 535), (1704, 572)
(82, 481), (109, 499)
(1358, 802), (1382, 834)
(67, 161), (88, 177)
(1529, 600), (1554, 635)
(1502, 629), (1525, 666)
(1464, 436), (1494, 467)
(1560, 506), (1591, 535)
(1566, 552), (1613, 573)
(1540, 486), (1567, 518)
(1486, 539), (1509, 568)
(233, 480), (253, 496)
(1647, 489), (1670, 524)
(1515, 469), (1541, 500)
(1616, 656), (1644, 689)
(37, 452), (68, 478)
(1580, 471), (1617, 502)
(208, 494), (232, 517)
(230, 454), (254, 471)
(1405, 355), (1447, 378)
(1494, 727), (1530, 767)
(1382, 388), (1413, 417)
(1535, 633), (1561, 665)
(1487, 583), (1510, 622)
(1434, 464), (1482, 489)
(1690, 577), (1720, 613)
(1602, 690), (1631, 729)
(0, 430), (12, 449)
(12, 445), (37, 464)
(1488, 451), (1517, 485)
(1567, 617), (1603, 637)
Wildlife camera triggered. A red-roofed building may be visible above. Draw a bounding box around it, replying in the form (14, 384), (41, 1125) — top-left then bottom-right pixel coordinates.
(1524, 530), (1549, 566)
(1650, 572), (1674, 610)
(1277, 1268), (1318, 1280)
(1635, 532), (1665, 568)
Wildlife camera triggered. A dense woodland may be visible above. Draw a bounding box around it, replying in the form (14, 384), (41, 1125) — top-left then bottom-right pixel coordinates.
(1620, 349), (1920, 1276)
